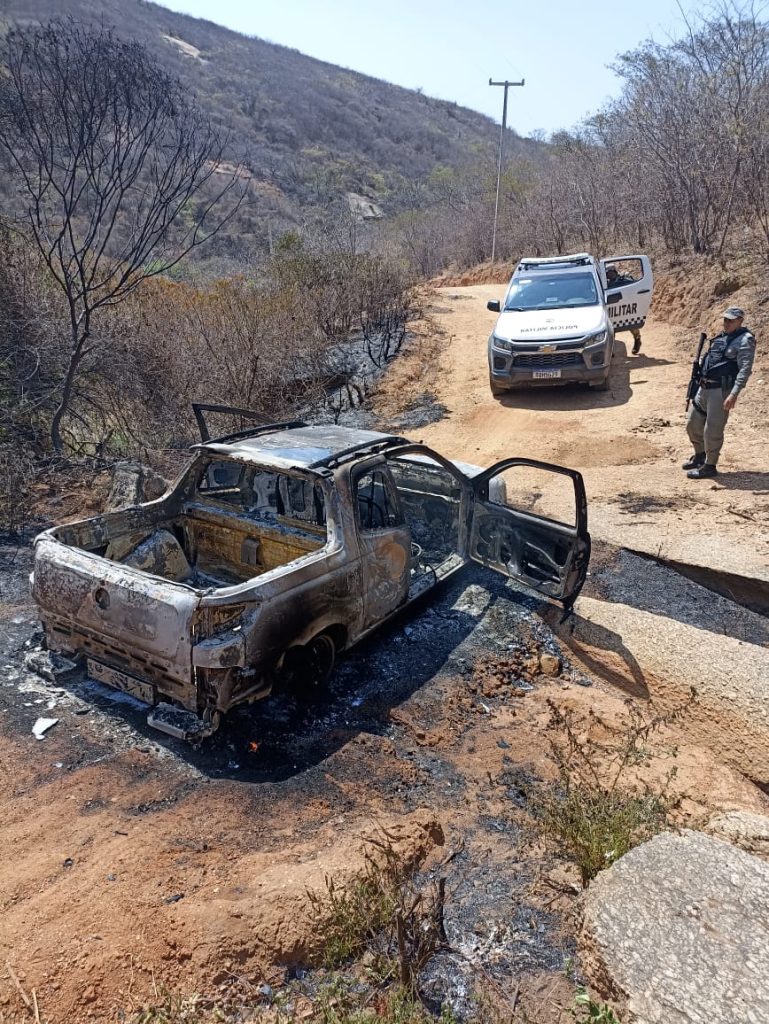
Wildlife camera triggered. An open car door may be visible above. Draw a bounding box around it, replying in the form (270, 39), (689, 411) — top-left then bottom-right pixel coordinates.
(469, 458), (590, 608)
(600, 255), (653, 335)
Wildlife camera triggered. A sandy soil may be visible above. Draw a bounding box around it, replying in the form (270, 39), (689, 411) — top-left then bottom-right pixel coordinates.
(375, 286), (769, 581)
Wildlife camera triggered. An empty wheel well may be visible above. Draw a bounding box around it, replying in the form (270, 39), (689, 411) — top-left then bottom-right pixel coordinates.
(323, 623), (348, 652)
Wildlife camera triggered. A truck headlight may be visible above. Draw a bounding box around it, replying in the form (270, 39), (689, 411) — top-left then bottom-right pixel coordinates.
(586, 330), (607, 345)
(493, 335), (513, 352)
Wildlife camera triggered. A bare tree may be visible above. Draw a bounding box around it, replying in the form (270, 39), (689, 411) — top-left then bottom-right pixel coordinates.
(0, 19), (242, 452)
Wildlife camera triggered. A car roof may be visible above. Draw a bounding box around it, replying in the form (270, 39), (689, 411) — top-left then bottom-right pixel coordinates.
(199, 424), (407, 471)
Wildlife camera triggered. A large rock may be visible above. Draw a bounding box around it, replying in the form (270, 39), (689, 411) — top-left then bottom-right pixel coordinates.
(708, 811), (769, 858)
(580, 830), (769, 1023)
(107, 461), (167, 510)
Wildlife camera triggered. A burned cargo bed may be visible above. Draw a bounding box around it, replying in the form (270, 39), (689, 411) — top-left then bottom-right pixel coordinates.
(56, 505), (327, 589)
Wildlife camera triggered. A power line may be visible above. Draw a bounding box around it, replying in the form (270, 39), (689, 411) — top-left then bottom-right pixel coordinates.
(489, 77), (525, 265)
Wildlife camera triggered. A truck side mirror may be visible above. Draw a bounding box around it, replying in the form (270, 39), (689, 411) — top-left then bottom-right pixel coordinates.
(487, 300), (501, 313)
(606, 291), (622, 304)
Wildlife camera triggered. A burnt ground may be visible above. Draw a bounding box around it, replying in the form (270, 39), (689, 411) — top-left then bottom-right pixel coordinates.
(2, 532), (768, 1024)
(0, 534), (580, 1021)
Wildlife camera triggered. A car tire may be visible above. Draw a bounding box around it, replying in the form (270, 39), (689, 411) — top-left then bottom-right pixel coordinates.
(589, 377), (610, 391)
(282, 632), (336, 701)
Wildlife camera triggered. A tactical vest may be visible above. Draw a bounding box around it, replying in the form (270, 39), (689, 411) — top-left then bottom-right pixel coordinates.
(701, 327), (747, 386)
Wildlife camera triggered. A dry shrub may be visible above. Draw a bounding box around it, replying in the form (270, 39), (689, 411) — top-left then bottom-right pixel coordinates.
(308, 839), (445, 990)
(0, 443), (35, 536)
(531, 694), (696, 886)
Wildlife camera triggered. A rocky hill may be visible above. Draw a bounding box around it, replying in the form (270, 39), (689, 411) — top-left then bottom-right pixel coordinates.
(1, 0), (542, 263)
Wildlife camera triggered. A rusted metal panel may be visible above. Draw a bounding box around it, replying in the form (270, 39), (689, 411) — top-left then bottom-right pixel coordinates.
(87, 658), (155, 703)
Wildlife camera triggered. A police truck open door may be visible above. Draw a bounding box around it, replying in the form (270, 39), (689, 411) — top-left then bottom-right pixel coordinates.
(601, 255), (654, 337)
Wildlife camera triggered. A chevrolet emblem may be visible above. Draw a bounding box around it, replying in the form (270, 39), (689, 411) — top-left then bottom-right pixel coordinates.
(539, 344), (556, 353)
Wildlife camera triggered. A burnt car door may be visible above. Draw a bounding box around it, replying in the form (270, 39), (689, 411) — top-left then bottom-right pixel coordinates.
(468, 458), (590, 607)
(352, 461), (412, 629)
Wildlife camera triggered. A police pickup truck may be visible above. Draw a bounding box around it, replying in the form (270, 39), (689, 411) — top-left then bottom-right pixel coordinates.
(487, 252), (653, 394)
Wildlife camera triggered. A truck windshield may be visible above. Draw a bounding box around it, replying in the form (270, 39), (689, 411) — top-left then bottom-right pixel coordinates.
(505, 272), (598, 311)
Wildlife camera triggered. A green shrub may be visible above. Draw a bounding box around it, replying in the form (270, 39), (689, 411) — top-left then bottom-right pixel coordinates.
(531, 695), (695, 885)
(571, 986), (622, 1023)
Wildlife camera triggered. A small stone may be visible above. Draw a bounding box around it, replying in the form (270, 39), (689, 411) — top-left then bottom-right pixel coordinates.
(539, 653), (562, 676)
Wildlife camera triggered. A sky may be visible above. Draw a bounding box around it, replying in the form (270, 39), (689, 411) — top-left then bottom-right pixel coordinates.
(156, 0), (702, 136)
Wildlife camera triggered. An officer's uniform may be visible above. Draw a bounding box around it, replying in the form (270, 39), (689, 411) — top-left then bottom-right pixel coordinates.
(685, 312), (755, 471)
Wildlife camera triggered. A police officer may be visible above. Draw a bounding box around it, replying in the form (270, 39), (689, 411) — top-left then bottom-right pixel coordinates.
(605, 265), (642, 354)
(684, 306), (756, 479)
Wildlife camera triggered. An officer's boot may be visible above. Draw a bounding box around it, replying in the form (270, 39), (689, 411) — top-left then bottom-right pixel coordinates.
(682, 452), (706, 470)
(687, 463), (718, 479)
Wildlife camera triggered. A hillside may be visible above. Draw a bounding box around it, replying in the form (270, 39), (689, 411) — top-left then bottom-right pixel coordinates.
(1, 0), (542, 262)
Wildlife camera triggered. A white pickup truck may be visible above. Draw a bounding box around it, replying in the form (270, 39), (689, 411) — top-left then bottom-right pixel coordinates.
(487, 252), (654, 393)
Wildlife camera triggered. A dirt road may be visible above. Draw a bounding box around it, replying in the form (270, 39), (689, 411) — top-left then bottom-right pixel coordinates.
(390, 286), (769, 582)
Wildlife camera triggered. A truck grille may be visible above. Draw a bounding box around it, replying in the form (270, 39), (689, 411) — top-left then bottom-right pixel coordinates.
(514, 352), (583, 368)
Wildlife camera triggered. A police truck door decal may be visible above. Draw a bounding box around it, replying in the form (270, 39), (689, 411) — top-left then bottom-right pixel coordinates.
(601, 255), (654, 331)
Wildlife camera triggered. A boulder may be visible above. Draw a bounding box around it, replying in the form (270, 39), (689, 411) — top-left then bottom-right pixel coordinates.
(707, 811), (769, 858)
(106, 461), (167, 510)
(580, 830), (769, 1023)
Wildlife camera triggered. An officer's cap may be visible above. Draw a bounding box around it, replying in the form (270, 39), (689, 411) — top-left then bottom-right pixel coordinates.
(723, 305), (745, 319)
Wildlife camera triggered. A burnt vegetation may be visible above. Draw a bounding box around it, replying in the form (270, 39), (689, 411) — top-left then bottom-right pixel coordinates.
(0, 18), (242, 453)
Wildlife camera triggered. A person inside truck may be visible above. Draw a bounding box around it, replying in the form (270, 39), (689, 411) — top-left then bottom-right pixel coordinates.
(606, 265), (642, 355)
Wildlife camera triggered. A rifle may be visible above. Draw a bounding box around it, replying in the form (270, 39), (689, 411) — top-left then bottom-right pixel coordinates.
(685, 332), (708, 411)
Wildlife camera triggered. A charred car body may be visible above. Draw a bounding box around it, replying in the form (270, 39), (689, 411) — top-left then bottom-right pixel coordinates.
(31, 412), (590, 739)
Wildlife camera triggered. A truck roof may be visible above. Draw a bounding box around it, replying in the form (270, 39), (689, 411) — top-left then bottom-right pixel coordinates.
(200, 424), (407, 471)
(517, 252), (594, 269)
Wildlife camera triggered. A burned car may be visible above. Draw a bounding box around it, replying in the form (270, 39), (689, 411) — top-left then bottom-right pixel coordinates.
(31, 410), (590, 739)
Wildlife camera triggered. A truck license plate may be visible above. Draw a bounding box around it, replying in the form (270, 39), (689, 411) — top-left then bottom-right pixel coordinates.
(532, 369), (562, 379)
(86, 658), (155, 704)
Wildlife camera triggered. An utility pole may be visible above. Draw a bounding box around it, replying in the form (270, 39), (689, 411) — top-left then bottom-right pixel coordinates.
(489, 77), (525, 265)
